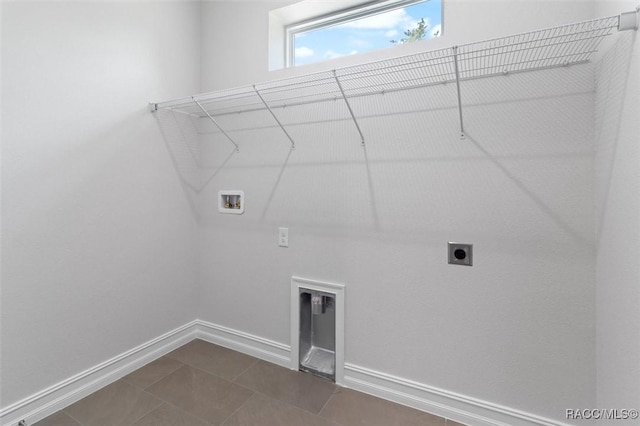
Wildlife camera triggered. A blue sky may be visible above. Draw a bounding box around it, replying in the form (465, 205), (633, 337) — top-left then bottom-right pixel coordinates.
(293, 0), (442, 66)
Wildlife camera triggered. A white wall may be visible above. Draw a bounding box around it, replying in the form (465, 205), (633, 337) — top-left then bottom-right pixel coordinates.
(197, 0), (599, 422)
(594, 0), (640, 419)
(1, 0), (201, 408)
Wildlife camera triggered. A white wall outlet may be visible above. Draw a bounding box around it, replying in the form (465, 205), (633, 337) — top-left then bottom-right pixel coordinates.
(279, 227), (289, 247)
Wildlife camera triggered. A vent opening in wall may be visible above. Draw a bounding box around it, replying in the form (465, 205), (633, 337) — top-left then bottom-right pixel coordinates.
(218, 190), (244, 214)
(291, 276), (345, 385)
(299, 289), (336, 380)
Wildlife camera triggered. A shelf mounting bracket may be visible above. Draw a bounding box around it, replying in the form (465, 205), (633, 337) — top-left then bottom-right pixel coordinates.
(333, 70), (365, 146)
(254, 85), (296, 150)
(452, 46), (466, 140)
(192, 97), (240, 152)
(618, 6), (639, 31)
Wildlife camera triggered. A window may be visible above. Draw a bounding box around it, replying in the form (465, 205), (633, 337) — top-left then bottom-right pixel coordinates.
(286, 0), (443, 67)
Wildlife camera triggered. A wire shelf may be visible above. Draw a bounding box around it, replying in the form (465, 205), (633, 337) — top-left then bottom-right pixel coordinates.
(152, 14), (624, 143)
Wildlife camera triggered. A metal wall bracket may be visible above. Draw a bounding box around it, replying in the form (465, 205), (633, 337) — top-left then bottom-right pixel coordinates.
(452, 46), (466, 140)
(192, 97), (240, 152)
(333, 70), (366, 146)
(618, 6), (639, 31)
(254, 85), (296, 150)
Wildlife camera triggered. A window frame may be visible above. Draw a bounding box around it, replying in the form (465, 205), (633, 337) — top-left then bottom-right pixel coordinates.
(285, 0), (442, 67)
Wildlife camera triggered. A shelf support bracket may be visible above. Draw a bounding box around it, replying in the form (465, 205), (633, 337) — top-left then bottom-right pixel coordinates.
(254, 85), (296, 150)
(192, 97), (240, 152)
(333, 70), (365, 146)
(452, 46), (466, 140)
(618, 6), (639, 31)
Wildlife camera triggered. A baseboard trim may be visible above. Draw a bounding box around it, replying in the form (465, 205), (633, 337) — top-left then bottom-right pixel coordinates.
(343, 363), (572, 426)
(0, 321), (198, 426)
(195, 319), (291, 369)
(1, 320), (573, 426)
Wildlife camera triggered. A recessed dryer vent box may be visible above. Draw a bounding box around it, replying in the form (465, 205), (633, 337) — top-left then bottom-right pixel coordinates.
(218, 190), (244, 214)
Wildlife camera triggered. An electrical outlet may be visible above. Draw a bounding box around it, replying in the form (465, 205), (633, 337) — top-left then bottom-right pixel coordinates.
(448, 242), (473, 266)
(279, 227), (289, 247)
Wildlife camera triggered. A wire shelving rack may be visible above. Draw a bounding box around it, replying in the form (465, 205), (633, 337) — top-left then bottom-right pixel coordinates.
(151, 11), (636, 148)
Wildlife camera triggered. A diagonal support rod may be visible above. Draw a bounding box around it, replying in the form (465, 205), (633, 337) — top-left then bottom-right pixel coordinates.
(192, 97), (240, 152)
(333, 70), (365, 146)
(254, 85), (296, 149)
(452, 46), (466, 140)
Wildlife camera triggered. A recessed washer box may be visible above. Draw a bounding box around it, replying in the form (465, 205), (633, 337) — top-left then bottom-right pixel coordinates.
(218, 190), (244, 214)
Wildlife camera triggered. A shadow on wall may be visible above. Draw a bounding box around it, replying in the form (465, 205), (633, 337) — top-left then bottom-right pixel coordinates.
(594, 31), (636, 243)
(153, 108), (237, 194)
(154, 64), (599, 248)
(260, 146), (294, 222)
(465, 133), (591, 246)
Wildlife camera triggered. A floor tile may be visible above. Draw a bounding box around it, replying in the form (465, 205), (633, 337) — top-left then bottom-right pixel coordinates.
(63, 380), (162, 426)
(132, 403), (210, 426)
(222, 393), (338, 426)
(166, 339), (258, 381)
(33, 411), (81, 426)
(320, 387), (446, 426)
(146, 365), (253, 425)
(233, 360), (336, 415)
(122, 356), (184, 389)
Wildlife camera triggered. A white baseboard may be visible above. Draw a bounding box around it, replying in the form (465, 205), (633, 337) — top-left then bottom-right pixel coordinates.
(194, 321), (572, 426)
(195, 319), (291, 369)
(1, 320), (572, 426)
(343, 363), (572, 426)
(0, 321), (198, 426)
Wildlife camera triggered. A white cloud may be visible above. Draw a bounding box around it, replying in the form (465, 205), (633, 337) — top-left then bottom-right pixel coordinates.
(385, 29), (399, 38)
(349, 37), (371, 49)
(295, 46), (315, 58)
(342, 8), (412, 30)
(324, 50), (358, 60)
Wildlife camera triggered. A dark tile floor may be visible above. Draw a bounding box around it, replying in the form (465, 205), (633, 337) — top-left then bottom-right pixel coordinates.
(35, 339), (466, 426)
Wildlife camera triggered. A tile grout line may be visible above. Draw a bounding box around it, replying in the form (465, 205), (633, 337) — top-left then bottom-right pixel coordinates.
(234, 360), (339, 417)
(165, 341), (262, 384)
(218, 390), (259, 426)
(230, 357), (260, 383)
(47, 340), (456, 426)
(316, 387), (338, 419)
(60, 409), (84, 426)
(138, 367), (214, 426)
(139, 400), (216, 426)
(123, 359), (185, 391)
(123, 392), (164, 426)
(126, 402), (168, 426)
(141, 396), (212, 425)
(137, 359), (263, 425)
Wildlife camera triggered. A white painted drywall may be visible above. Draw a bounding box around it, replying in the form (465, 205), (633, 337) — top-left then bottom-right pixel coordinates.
(197, 0), (599, 422)
(1, 1), (201, 408)
(594, 0), (640, 419)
